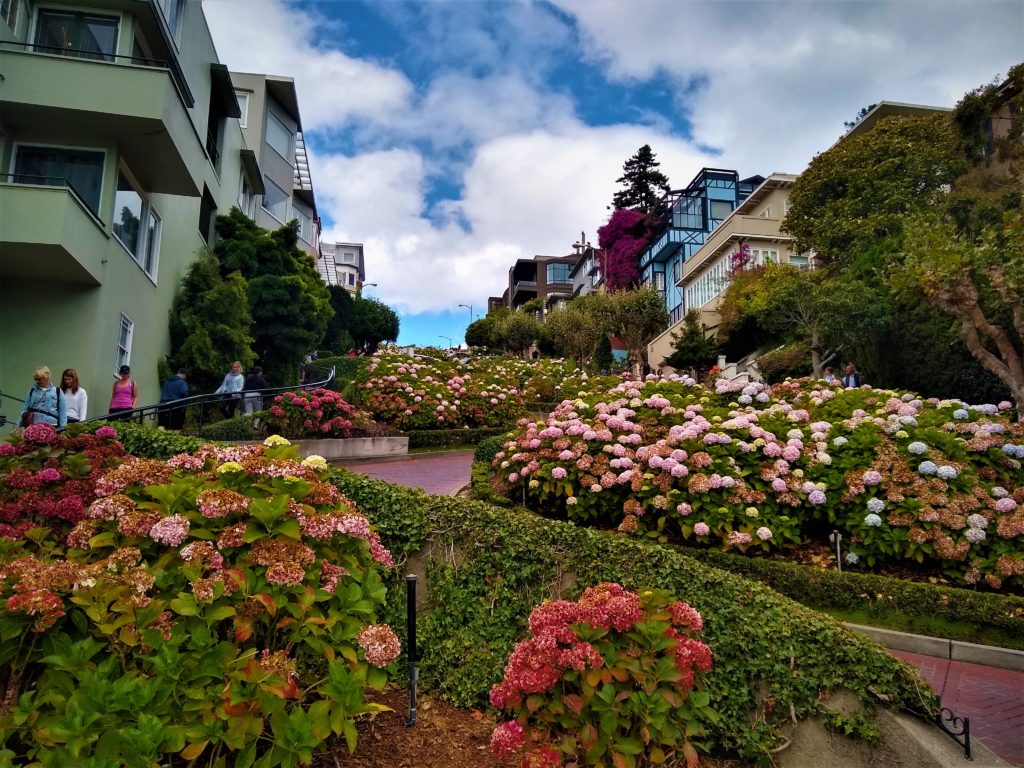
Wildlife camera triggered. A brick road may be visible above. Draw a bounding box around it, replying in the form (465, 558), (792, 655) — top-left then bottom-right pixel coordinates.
(346, 451), (1024, 765)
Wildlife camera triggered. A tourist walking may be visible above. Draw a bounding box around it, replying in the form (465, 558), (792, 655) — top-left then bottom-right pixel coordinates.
(842, 363), (862, 388)
(243, 366), (268, 415)
(159, 369), (190, 430)
(19, 366), (67, 429)
(215, 361), (245, 417)
(60, 369), (87, 423)
(108, 365), (138, 421)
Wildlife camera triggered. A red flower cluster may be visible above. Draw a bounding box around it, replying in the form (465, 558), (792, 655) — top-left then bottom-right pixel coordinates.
(266, 388), (355, 438)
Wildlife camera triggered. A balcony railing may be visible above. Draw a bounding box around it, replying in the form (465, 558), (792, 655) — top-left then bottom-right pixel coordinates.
(0, 40), (168, 68)
(0, 173), (100, 219)
(206, 130), (221, 168)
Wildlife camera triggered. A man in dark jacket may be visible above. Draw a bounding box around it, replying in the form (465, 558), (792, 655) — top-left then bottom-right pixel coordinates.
(243, 366), (269, 415)
(158, 369), (190, 429)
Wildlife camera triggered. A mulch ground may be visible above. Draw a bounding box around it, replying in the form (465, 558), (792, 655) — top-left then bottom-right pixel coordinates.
(316, 687), (752, 767)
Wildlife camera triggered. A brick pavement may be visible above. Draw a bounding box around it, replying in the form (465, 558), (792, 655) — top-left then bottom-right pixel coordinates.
(891, 650), (1024, 766)
(345, 451), (1024, 765)
(343, 450), (475, 496)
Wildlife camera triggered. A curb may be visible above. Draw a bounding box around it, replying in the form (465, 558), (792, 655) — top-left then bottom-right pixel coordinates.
(333, 448), (475, 467)
(844, 622), (1024, 672)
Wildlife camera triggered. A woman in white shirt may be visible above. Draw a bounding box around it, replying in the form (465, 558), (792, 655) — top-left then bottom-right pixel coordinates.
(60, 368), (88, 423)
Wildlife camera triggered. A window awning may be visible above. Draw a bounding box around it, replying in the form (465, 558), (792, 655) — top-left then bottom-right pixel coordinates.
(209, 63), (242, 119)
(240, 149), (265, 195)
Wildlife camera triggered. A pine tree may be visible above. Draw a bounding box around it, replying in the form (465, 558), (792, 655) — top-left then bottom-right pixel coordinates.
(610, 144), (671, 214)
(662, 310), (719, 374)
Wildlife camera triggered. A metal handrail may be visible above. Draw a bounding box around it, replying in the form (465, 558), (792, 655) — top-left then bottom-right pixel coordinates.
(0, 39), (168, 68)
(0, 173), (101, 218)
(72, 365), (337, 434)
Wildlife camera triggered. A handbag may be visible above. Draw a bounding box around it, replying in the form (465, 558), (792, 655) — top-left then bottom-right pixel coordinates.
(20, 386), (61, 428)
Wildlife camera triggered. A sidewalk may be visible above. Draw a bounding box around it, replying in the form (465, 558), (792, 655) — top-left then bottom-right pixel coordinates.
(344, 450), (1024, 765)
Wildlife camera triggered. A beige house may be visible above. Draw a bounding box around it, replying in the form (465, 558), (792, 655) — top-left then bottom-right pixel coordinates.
(648, 173), (803, 370)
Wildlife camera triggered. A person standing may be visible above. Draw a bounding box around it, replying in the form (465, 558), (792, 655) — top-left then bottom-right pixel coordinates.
(108, 365), (138, 421)
(159, 369), (190, 429)
(19, 366), (67, 429)
(842, 363), (862, 388)
(215, 361), (245, 417)
(243, 366), (268, 415)
(60, 368), (87, 423)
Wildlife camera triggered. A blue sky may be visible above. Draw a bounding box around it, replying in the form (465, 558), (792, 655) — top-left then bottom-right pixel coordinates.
(205, 0), (1023, 347)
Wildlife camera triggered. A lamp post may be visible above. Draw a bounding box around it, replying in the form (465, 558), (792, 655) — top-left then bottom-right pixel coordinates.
(357, 282), (377, 297)
(458, 303), (473, 324)
(439, 335), (452, 349)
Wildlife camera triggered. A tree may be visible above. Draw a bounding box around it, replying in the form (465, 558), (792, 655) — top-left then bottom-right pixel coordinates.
(213, 210), (333, 385)
(322, 285), (355, 354)
(782, 113), (966, 265)
(662, 309), (719, 374)
(610, 144), (671, 214)
(609, 287), (670, 370)
(592, 333), (614, 372)
(167, 252), (255, 393)
(745, 264), (890, 377)
(843, 103), (878, 131)
(349, 296), (400, 353)
(494, 312), (541, 359)
(546, 302), (599, 363)
(597, 209), (653, 290)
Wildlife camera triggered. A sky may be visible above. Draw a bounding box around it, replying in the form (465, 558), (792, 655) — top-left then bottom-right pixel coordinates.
(203, 0), (1024, 348)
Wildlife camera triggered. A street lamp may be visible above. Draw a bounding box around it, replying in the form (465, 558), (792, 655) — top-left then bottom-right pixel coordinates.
(439, 335), (452, 348)
(458, 303), (473, 324)
(357, 282), (377, 297)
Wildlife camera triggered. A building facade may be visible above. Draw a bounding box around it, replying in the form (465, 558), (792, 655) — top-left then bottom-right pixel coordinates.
(0, 0), (316, 429)
(647, 174), (803, 369)
(319, 241), (365, 293)
(499, 254), (580, 311)
(638, 168), (764, 326)
(230, 71), (320, 260)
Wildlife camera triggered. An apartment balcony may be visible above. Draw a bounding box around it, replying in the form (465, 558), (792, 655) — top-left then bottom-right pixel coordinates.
(511, 280), (538, 305)
(0, 180), (109, 285)
(680, 215), (794, 285)
(0, 45), (201, 196)
(638, 227), (703, 269)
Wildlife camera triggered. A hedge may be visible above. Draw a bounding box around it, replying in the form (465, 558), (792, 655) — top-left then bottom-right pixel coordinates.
(405, 426), (511, 449)
(102, 422), (210, 459)
(313, 355), (368, 396)
(198, 412), (262, 441)
(328, 469), (935, 764)
(679, 547), (1024, 650)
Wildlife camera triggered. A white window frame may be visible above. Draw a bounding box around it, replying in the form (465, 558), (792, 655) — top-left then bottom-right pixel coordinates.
(261, 175), (289, 223)
(235, 90), (250, 128)
(295, 206), (313, 243)
(265, 109), (294, 161)
(2, 0), (19, 31)
(758, 206), (772, 219)
(115, 312), (134, 372)
(238, 173), (256, 218)
(111, 163), (161, 282)
(156, 0), (184, 44)
(9, 141), (107, 219)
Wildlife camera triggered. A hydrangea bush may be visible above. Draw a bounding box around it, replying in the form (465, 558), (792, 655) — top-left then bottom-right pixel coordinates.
(494, 376), (1024, 590)
(489, 584), (714, 768)
(0, 436), (398, 766)
(265, 387), (356, 438)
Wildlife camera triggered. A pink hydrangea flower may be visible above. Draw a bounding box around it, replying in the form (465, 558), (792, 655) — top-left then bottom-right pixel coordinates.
(149, 514), (190, 547)
(693, 522), (710, 536)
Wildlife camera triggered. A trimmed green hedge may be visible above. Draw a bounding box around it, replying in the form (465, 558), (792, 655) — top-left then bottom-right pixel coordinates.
(198, 413), (262, 441)
(103, 423), (210, 459)
(679, 547), (1024, 650)
(524, 401), (560, 414)
(328, 469), (935, 764)
(406, 427), (510, 449)
(313, 355), (368, 397)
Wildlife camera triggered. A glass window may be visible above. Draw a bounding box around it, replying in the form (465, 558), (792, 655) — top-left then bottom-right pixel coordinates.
(546, 262), (572, 284)
(266, 111), (293, 160)
(2, 0), (19, 31)
(710, 199), (733, 221)
(116, 313), (134, 371)
(262, 176), (289, 221)
(13, 145), (104, 215)
(157, 0), (184, 40)
(347, 273), (355, 286)
(341, 251), (357, 264)
(144, 210), (161, 276)
(113, 171), (143, 255)
(238, 176), (255, 217)
(235, 91), (249, 128)
(295, 207), (313, 242)
(35, 10), (118, 61)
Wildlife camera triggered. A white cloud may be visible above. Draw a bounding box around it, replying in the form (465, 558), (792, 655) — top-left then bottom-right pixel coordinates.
(202, 0), (413, 130)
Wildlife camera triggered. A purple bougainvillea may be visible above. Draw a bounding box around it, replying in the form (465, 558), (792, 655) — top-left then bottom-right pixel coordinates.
(598, 209), (659, 290)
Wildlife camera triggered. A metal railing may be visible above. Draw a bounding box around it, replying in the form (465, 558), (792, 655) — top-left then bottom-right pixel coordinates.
(1, 366), (335, 435)
(0, 173), (101, 219)
(0, 39), (168, 68)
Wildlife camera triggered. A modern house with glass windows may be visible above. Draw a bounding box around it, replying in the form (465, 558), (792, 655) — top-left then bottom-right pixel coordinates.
(0, 0), (314, 429)
(638, 168), (764, 327)
(646, 173), (807, 369)
(494, 254), (581, 311)
(230, 71), (320, 260)
(318, 242), (365, 294)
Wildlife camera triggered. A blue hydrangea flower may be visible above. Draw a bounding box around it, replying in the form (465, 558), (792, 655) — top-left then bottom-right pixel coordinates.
(738, 394), (753, 405)
(953, 409), (969, 420)
(992, 486), (1009, 498)
(965, 528), (986, 544)
(832, 436), (848, 447)
(845, 552), (859, 565)
(866, 498), (886, 514)
(864, 513), (882, 527)
(937, 465), (958, 480)
(918, 460), (938, 475)
(907, 442), (928, 455)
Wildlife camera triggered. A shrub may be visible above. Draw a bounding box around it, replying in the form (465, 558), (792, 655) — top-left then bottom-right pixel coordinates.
(489, 584), (715, 767)
(0, 438), (398, 766)
(407, 427), (510, 450)
(199, 412), (263, 441)
(475, 434), (512, 465)
(328, 471), (935, 763)
(265, 388), (355, 438)
(104, 422), (209, 459)
(493, 375), (1024, 590)
(755, 341), (812, 383)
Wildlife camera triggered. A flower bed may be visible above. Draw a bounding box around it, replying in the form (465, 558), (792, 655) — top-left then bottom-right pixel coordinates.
(358, 350), (616, 431)
(492, 376), (1023, 590)
(0, 434), (398, 766)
